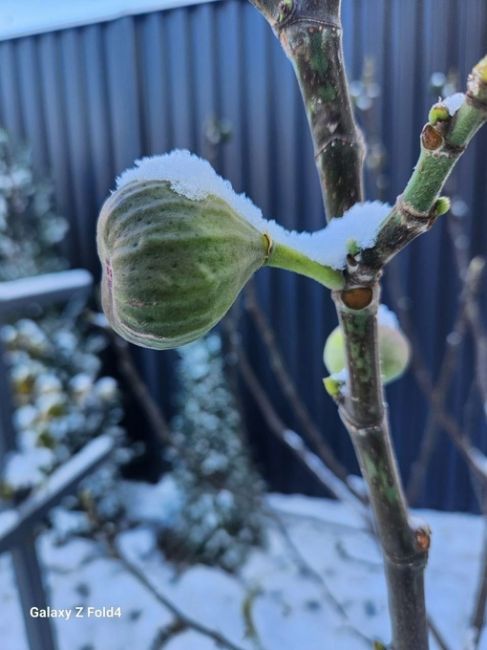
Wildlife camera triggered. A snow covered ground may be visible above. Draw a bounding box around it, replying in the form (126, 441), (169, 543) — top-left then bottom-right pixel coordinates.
(1, 491), (485, 650)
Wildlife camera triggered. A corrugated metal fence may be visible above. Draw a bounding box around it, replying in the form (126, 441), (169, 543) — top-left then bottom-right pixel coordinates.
(0, 0), (486, 510)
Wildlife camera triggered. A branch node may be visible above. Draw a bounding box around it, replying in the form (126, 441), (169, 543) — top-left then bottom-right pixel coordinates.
(338, 405), (385, 438)
(314, 135), (364, 161)
(396, 195), (430, 225)
(340, 287), (373, 310)
(413, 524), (432, 554)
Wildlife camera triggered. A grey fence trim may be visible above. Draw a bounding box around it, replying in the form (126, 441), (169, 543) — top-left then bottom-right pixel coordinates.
(0, 270), (115, 650)
(0, 0), (220, 42)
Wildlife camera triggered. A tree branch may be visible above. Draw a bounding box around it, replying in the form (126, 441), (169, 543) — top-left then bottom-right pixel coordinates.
(84, 493), (248, 650)
(365, 57), (487, 272)
(249, 0), (364, 219)
(405, 267), (470, 504)
(248, 1), (487, 648)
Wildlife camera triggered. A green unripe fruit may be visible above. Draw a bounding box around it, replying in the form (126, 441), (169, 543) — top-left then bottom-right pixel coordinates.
(97, 181), (268, 350)
(323, 317), (410, 385)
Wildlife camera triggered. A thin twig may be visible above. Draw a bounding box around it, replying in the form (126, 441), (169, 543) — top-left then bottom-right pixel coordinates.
(387, 269), (487, 488)
(402, 269), (469, 503)
(84, 492), (249, 650)
(88, 312), (172, 445)
(467, 521), (487, 650)
(448, 216), (487, 649)
(427, 617), (452, 650)
(244, 282), (364, 500)
(111, 545), (248, 650)
(223, 318), (366, 516)
(265, 509), (377, 648)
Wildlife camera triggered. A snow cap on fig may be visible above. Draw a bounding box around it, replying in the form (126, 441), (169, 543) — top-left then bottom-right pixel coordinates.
(97, 151), (389, 350)
(323, 304), (410, 385)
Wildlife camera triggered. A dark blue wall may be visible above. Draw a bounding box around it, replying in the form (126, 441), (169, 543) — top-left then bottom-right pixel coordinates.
(0, 0), (486, 510)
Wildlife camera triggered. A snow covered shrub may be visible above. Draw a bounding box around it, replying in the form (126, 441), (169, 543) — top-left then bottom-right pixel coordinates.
(0, 128), (127, 525)
(0, 316), (125, 502)
(161, 334), (264, 572)
(0, 129), (67, 280)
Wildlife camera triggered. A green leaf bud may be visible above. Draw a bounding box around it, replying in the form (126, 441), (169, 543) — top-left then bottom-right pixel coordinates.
(428, 103), (450, 125)
(432, 196), (451, 217)
(323, 373), (347, 399)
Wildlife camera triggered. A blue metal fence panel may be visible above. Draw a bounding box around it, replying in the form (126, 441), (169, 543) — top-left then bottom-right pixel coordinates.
(0, 0), (486, 510)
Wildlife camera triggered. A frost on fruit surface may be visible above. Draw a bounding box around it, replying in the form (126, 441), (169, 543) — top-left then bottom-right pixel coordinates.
(441, 92), (465, 116)
(116, 150), (391, 270)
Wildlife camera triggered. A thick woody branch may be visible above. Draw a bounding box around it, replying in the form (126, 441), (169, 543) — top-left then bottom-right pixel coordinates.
(332, 289), (430, 650)
(250, 0), (364, 218)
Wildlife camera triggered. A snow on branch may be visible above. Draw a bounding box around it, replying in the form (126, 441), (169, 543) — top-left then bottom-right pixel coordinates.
(116, 150), (390, 271)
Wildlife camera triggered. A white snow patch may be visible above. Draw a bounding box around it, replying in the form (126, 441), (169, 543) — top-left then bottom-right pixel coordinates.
(442, 92), (465, 116)
(117, 528), (157, 562)
(3, 447), (55, 489)
(377, 304), (400, 330)
(121, 476), (184, 526)
(469, 447), (487, 477)
(1, 494), (486, 650)
(116, 150), (391, 270)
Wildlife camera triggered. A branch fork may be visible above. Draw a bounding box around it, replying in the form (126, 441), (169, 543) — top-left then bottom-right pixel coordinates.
(248, 0), (486, 647)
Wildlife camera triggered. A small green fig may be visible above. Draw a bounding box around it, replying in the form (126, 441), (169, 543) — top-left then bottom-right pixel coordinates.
(323, 306), (410, 385)
(97, 151), (344, 350)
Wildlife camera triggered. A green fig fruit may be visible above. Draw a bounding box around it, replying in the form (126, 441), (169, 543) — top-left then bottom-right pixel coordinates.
(97, 180), (269, 350)
(323, 306), (410, 385)
(97, 151), (345, 350)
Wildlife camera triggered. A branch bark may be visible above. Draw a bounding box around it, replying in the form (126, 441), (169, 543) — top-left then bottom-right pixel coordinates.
(249, 0), (364, 220)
